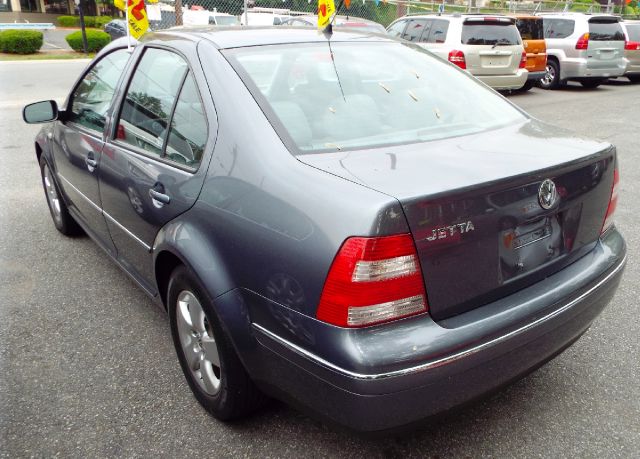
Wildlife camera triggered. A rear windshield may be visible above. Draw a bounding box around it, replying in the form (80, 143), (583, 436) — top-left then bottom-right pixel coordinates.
(516, 18), (544, 40)
(214, 16), (239, 26)
(543, 18), (575, 39)
(589, 20), (625, 41)
(461, 23), (521, 46)
(627, 24), (640, 42)
(224, 42), (525, 154)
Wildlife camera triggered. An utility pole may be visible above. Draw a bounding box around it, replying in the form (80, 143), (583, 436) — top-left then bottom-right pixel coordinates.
(75, 0), (88, 54)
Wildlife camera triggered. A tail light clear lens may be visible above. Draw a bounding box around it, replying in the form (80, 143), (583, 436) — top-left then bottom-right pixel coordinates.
(316, 234), (428, 327)
(519, 51), (527, 69)
(601, 167), (619, 235)
(625, 41), (640, 51)
(448, 50), (466, 70)
(576, 33), (589, 50)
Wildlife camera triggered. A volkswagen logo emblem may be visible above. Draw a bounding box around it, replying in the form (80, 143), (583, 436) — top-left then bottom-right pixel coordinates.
(538, 179), (559, 210)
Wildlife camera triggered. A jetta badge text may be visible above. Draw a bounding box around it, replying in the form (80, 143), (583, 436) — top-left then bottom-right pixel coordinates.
(538, 179), (559, 210)
(425, 221), (475, 242)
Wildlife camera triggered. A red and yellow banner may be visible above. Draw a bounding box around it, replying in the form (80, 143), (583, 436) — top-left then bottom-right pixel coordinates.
(318, 0), (336, 31)
(115, 0), (157, 39)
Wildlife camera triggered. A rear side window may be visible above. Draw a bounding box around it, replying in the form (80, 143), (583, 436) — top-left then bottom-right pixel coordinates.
(116, 48), (188, 158)
(461, 23), (521, 46)
(627, 24), (640, 42)
(543, 18), (575, 39)
(116, 49), (208, 169)
(165, 73), (208, 168)
(387, 20), (407, 38)
(425, 19), (449, 43)
(402, 19), (429, 42)
(516, 18), (543, 40)
(589, 20), (625, 41)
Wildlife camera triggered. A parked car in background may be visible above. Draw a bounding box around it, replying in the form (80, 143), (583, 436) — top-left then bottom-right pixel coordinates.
(241, 8), (296, 26)
(539, 13), (627, 89)
(23, 27), (626, 432)
(104, 19), (127, 41)
(209, 12), (240, 26)
(279, 15), (386, 34)
(387, 14), (528, 91)
(510, 15), (547, 91)
(621, 20), (640, 83)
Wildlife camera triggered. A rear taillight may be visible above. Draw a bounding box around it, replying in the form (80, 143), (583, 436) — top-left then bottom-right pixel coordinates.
(625, 41), (640, 51)
(601, 167), (619, 235)
(448, 50), (466, 70)
(576, 33), (589, 50)
(519, 51), (527, 69)
(316, 234), (428, 327)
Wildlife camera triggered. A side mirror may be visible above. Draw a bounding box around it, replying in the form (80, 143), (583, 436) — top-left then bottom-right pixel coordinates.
(23, 100), (59, 124)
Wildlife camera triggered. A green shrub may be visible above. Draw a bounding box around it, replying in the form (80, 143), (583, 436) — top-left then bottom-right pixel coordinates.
(95, 16), (112, 28)
(57, 15), (78, 27)
(0, 30), (43, 54)
(65, 29), (111, 53)
(82, 16), (96, 28)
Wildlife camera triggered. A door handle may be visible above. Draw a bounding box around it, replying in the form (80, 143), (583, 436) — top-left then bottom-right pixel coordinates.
(85, 152), (98, 171)
(149, 183), (170, 206)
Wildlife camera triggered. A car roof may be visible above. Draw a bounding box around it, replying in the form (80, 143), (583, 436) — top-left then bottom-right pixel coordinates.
(141, 26), (393, 49)
(396, 13), (512, 20)
(538, 13), (621, 20)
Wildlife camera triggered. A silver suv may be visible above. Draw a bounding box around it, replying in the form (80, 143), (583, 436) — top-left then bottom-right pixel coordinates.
(621, 20), (640, 83)
(387, 14), (528, 90)
(540, 13), (627, 89)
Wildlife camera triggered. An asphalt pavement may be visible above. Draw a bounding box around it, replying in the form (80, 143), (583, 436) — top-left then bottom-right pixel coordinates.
(0, 60), (638, 458)
(40, 28), (74, 51)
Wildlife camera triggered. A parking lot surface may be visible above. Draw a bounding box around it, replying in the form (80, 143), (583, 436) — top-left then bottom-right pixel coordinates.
(0, 61), (638, 457)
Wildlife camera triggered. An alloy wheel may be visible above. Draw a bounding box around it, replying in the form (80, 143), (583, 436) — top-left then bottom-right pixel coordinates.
(542, 64), (555, 86)
(43, 165), (62, 225)
(176, 290), (221, 395)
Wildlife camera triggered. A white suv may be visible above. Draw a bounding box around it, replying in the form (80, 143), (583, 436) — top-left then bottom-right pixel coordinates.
(539, 13), (628, 89)
(387, 14), (528, 90)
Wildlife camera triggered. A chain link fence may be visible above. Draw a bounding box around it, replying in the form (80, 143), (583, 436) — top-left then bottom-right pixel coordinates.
(146, 0), (637, 31)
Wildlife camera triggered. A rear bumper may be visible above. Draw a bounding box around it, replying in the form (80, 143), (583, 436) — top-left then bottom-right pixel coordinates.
(475, 69), (528, 90)
(238, 229), (625, 432)
(561, 57), (627, 80)
(527, 70), (546, 81)
(625, 62), (640, 76)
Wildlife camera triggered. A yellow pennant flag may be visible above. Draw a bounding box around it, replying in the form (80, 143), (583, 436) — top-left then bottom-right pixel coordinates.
(317, 0), (336, 31)
(114, 0), (151, 39)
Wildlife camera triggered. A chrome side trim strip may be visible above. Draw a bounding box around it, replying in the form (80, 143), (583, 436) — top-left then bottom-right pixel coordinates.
(103, 210), (152, 252)
(57, 174), (101, 213)
(252, 254), (627, 381)
(58, 173), (151, 252)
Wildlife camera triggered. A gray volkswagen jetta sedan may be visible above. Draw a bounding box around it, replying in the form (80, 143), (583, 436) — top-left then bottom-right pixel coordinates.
(23, 27), (626, 432)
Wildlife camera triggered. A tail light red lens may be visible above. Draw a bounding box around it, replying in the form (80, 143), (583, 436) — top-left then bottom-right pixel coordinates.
(448, 50), (466, 70)
(625, 41), (640, 51)
(576, 33), (589, 50)
(519, 51), (527, 69)
(316, 234), (428, 327)
(601, 167), (619, 235)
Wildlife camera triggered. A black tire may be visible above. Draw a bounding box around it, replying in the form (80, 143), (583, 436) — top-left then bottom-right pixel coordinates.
(580, 79), (604, 89)
(520, 80), (535, 91)
(628, 75), (640, 84)
(168, 265), (265, 421)
(39, 156), (82, 236)
(538, 59), (561, 90)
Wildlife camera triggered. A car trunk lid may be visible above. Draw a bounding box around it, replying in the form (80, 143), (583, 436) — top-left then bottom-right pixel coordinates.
(299, 121), (616, 320)
(585, 17), (625, 69)
(461, 17), (524, 76)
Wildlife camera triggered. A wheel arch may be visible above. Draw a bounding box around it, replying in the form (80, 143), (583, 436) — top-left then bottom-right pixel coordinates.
(153, 219), (235, 311)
